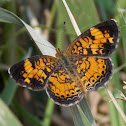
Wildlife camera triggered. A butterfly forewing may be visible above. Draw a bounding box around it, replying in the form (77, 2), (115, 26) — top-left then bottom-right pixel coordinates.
(9, 55), (57, 91)
(66, 19), (120, 57)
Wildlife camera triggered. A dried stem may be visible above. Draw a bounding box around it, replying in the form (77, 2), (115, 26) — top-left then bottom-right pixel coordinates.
(105, 85), (126, 123)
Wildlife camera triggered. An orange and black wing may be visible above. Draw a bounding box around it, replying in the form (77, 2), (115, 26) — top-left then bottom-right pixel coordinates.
(69, 56), (113, 92)
(46, 65), (83, 107)
(8, 55), (57, 91)
(66, 19), (120, 57)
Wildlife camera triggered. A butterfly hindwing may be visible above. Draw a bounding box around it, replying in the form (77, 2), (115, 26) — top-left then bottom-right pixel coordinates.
(46, 64), (83, 107)
(68, 56), (113, 91)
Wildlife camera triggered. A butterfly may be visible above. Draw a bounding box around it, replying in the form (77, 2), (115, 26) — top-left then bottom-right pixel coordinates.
(8, 19), (120, 107)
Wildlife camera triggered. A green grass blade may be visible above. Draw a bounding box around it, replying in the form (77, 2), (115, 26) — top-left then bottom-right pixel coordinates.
(13, 100), (42, 126)
(70, 98), (96, 126)
(0, 98), (22, 126)
(1, 79), (17, 105)
(0, 7), (22, 25)
(0, 7), (56, 56)
(111, 48), (125, 126)
(78, 97), (96, 125)
(117, 0), (126, 60)
(107, 96), (119, 126)
(42, 99), (55, 126)
(77, 105), (91, 126)
(70, 105), (87, 126)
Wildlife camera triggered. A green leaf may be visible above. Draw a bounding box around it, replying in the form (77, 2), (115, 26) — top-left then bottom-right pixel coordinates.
(13, 100), (42, 126)
(70, 98), (96, 126)
(0, 7), (56, 56)
(77, 105), (91, 126)
(1, 79), (17, 105)
(0, 98), (22, 126)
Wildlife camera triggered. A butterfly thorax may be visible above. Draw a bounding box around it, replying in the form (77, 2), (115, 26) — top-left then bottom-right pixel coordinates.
(55, 48), (70, 66)
(55, 48), (64, 58)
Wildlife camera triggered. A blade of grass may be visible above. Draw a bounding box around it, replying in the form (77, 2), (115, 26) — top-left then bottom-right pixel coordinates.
(117, 0), (126, 60)
(0, 7), (22, 24)
(111, 52), (126, 125)
(77, 105), (91, 126)
(78, 97), (96, 125)
(0, 98), (22, 126)
(106, 85), (126, 123)
(95, 0), (107, 20)
(66, 0), (99, 32)
(1, 79), (18, 105)
(70, 97), (96, 126)
(13, 99), (42, 126)
(0, 7), (56, 56)
(42, 99), (55, 126)
(70, 105), (87, 126)
(1, 1), (18, 106)
(107, 95), (119, 126)
(2, 2), (16, 65)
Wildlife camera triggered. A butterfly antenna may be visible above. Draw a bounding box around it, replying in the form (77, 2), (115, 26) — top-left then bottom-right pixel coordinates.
(32, 22), (66, 51)
(58, 21), (66, 49)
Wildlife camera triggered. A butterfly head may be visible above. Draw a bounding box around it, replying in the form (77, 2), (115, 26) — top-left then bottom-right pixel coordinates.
(56, 48), (64, 58)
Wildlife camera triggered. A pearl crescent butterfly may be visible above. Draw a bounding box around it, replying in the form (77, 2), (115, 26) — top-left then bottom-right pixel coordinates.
(8, 19), (120, 107)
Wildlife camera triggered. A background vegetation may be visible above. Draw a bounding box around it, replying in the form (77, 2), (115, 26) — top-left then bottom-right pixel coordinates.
(0, 0), (126, 126)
